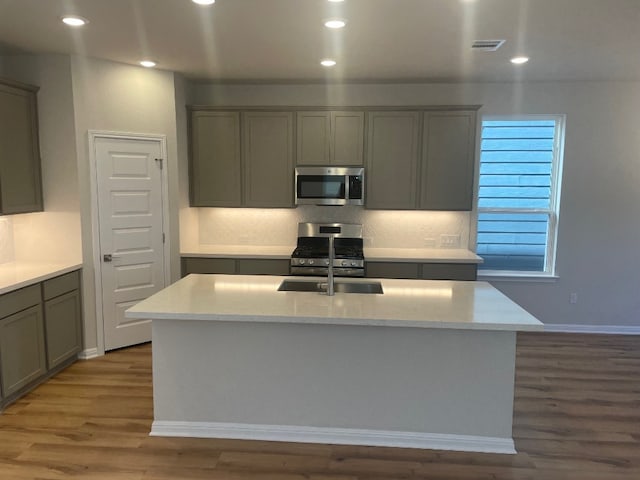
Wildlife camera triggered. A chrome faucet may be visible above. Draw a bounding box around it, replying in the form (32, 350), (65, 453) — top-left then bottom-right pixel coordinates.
(326, 234), (335, 296)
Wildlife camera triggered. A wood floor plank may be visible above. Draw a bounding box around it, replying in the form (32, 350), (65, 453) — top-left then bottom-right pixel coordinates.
(0, 334), (638, 479)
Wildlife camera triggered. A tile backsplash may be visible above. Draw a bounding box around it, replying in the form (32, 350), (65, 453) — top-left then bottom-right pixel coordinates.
(0, 218), (15, 264)
(0, 212), (82, 265)
(196, 207), (470, 249)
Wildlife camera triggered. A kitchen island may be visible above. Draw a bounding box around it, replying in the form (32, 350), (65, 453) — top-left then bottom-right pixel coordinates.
(126, 274), (543, 454)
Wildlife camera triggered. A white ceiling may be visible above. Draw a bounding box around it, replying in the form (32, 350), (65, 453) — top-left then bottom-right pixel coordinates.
(1, 0), (639, 83)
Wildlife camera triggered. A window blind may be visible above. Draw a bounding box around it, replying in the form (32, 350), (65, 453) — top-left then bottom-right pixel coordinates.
(477, 119), (557, 272)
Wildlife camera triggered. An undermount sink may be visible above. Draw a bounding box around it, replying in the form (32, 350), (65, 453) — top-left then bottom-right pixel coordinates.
(278, 279), (384, 295)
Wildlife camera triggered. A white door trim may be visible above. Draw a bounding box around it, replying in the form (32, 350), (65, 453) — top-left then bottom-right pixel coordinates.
(88, 130), (171, 356)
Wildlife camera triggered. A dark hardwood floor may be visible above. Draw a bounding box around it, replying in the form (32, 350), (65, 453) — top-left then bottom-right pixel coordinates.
(0, 332), (639, 479)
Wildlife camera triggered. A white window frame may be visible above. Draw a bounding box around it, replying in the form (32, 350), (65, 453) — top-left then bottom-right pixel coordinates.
(473, 114), (565, 280)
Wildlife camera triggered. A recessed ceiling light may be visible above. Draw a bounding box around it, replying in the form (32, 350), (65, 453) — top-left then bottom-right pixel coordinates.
(192, 0), (215, 5)
(61, 15), (88, 27)
(510, 56), (529, 64)
(328, 0), (345, 3)
(140, 60), (157, 68)
(325, 19), (347, 29)
(321, 59), (337, 67)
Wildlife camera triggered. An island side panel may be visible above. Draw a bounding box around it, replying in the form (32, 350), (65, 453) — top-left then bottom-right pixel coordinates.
(152, 319), (516, 445)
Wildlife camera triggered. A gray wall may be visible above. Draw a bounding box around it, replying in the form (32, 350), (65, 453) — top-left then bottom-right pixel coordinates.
(0, 54), (82, 267)
(70, 56), (181, 351)
(187, 81), (640, 328)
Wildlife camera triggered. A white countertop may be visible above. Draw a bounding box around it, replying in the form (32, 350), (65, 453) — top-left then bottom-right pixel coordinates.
(365, 247), (483, 264)
(181, 245), (292, 259)
(181, 245), (482, 264)
(127, 274), (542, 332)
(0, 261), (83, 295)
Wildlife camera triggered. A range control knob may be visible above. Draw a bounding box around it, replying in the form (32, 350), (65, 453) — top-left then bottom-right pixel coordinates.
(324, 259), (330, 266)
(309, 259), (314, 265)
(351, 261), (358, 267)
(342, 260), (349, 267)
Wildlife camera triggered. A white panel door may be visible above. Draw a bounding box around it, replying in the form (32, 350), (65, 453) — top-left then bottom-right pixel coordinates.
(95, 136), (166, 351)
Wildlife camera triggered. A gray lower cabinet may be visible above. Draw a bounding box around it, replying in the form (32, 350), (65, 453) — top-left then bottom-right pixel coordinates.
(0, 78), (44, 214)
(366, 262), (477, 281)
(182, 257), (290, 277)
(182, 257), (475, 281)
(182, 257), (237, 275)
(0, 285), (46, 399)
(366, 111), (421, 210)
(297, 111), (364, 166)
(421, 263), (477, 281)
(237, 259), (290, 275)
(420, 111), (477, 210)
(0, 270), (82, 409)
(43, 271), (82, 370)
(366, 262), (420, 279)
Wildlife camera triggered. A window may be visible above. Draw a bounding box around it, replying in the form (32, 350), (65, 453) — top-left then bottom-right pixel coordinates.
(476, 116), (565, 275)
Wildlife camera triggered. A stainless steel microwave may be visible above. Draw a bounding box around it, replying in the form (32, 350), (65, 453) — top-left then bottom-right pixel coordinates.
(295, 167), (364, 206)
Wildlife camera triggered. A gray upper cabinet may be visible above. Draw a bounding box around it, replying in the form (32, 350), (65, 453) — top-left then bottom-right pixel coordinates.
(242, 111), (294, 208)
(366, 111), (421, 209)
(420, 111), (477, 210)
(297, 111), (364, 166)
(297, 112), (331, 165)
(332, 111), (364, 165)
(189, 111), (242, 207)
(0, 79), (43, 215)
(188, 106), (477, 210)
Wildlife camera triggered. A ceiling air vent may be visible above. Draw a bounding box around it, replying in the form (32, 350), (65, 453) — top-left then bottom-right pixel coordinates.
(471, 39), (506, 52)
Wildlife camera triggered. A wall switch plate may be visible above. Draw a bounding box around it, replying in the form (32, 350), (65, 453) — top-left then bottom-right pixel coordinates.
(570, 293), (578, 304)
(440, 234), (460, 248)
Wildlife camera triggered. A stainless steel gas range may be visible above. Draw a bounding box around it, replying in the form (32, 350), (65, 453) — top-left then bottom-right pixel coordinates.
(290, 223), (365, 277)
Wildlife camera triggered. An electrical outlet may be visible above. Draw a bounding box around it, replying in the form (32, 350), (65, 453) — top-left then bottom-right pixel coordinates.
(440, 234), (460, 248)
(424, 237), (436, 247)
(570, 293), (578, 304)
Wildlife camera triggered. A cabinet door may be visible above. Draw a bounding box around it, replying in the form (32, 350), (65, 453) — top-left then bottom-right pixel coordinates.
(0, 81), (43, 214)
(243, 112), (294, 208)
(420, 263), (478, 281)
(331, 111), (364, 165)
(420, 111), (477, 210)
(297, 112), (331, 165)
(237, 259), (290, 275)
(366, 112), (421, 209)
(189, 111), (242, 207)
(0, 305), (46, 397)
(181, 258), (237, 276)
(44, 290), (82, 370)
(366, 262), (420, 279)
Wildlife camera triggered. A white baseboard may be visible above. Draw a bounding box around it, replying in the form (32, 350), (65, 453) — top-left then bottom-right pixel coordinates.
(151, 421), (516, 455)
(78, 348), (100, 360)
(543, 324), (640, 335)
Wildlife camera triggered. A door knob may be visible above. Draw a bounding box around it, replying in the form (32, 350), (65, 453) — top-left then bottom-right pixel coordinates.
(103, 254), (121, 262)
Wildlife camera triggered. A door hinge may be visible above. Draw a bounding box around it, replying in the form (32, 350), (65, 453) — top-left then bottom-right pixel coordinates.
(162, 233), (165, 244)
(155, 158), (163, 170)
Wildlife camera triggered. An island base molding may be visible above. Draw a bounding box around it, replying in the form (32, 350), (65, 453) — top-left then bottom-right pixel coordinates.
(151, 420), (516, 454)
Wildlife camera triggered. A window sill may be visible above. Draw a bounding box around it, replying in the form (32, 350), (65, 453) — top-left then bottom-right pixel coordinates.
(478, 272), (559, 283)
